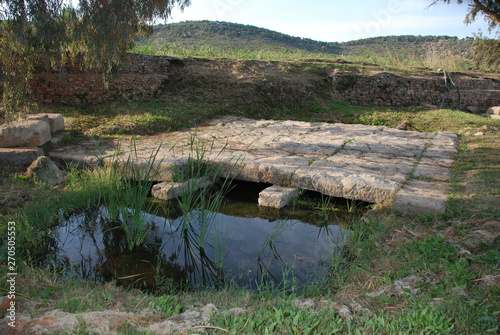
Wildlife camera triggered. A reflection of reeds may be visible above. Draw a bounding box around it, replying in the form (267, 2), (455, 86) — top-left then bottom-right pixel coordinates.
(168, 135), (237, 286)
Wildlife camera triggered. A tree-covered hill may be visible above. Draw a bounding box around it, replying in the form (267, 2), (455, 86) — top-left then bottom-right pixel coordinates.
(135, 20), (475, 60)
(136, 20), (343, 54)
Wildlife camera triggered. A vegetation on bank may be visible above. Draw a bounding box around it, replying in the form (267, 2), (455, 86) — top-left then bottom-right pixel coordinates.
(0, 101), (498, 334)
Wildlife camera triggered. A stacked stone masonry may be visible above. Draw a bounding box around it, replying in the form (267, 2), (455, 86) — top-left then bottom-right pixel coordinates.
(17, 54), (500, 111)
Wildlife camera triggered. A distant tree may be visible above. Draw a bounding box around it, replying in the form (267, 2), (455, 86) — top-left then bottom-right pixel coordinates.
(0, 0), (191, 120)
(430, 1), (499, 69)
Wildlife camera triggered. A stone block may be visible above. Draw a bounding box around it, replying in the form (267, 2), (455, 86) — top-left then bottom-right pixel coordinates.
(258, 185), (300, 209)
(0, 120), (51, 147)
(0, 147), (44, 166)
(151, 177), (212, 200)
(27, 113), (65, 133)
(486, 106), (500, 115)
(391, 179), (448, 215)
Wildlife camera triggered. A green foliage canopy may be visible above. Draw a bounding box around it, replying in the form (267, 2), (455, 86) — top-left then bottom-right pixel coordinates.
(0, 0), (191, 120)
(431, 0), (500, 31)
(430, 1), (499, 69)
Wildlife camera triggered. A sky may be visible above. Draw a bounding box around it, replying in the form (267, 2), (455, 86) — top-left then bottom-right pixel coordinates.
(166, 0), (495, 42)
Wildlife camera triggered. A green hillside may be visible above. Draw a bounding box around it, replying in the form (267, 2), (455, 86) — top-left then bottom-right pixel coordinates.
(135, 20), (475, 63)
(136, 20), (342, 54)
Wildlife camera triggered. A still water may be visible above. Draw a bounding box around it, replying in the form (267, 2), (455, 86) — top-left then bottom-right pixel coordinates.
(53, 183), (357, 291)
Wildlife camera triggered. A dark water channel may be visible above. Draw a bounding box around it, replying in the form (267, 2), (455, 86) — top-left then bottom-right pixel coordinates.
(53, 181), (366, 291)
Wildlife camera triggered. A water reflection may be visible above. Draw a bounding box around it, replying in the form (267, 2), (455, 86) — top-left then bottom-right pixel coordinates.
(54, 203), (351, 291)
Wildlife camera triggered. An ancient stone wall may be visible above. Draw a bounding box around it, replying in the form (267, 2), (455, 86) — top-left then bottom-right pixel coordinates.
(328, 71), (500, 111)
(23, 53), (500, 112)
(30, 54), (179, 104)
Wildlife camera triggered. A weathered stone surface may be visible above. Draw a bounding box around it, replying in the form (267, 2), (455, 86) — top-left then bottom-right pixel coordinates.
(486, 106), (500, 115)
(0, 147), (44, 166)
(49, 118), (458, 214)
(27, 113), (65, 133)
(151, 177), (212, 200)
(391, 179), (448, 215)
(8, 303), (216, 335)
(258, 185), (300, 208)
(460, 219), (500, 252)
(0, 120), (51, 147)
(26, 156), (66, 185)
(143, 304), (217, 335)
(105, 157), (186, 182)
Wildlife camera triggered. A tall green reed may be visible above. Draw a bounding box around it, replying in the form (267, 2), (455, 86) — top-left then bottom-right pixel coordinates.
(91, 140), (164, 251)
(168, 134), (237, 285)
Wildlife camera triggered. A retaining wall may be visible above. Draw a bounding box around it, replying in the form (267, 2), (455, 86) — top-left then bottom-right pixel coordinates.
(17, 54), (500, 111)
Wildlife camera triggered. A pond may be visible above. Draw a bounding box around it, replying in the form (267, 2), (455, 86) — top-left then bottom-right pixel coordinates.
(53, 181), (366, 292)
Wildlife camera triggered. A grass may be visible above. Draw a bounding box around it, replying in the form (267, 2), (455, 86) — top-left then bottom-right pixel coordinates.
(132, 44), (477, 73)
(1, 97), (499, 333)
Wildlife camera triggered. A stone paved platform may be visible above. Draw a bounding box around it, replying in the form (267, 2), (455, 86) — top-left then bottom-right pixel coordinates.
(49, 117), (459, 215)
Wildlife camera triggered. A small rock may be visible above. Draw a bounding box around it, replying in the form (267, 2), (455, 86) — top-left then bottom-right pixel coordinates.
(366, 275), (423, 297)
(420, 103), (437, 109)
(26, 156), (66, 185)
(460, 220), (500, 252)
(466, 105), (480, 114)
(473, 132), (484, 136)
(331, 302), (354, 321)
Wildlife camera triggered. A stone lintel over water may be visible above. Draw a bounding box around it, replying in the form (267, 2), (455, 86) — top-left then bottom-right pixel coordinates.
(49, 118), (459, 215)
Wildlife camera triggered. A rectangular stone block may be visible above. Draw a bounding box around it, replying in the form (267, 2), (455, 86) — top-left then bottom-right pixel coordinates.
(27, 113), (65, 133)
(0, 147), (44, 166)
(258, 185), (300, 208)
(151, 177), (212, 200)
(0, 120), (51, 147)
(391, 179), (448, 215)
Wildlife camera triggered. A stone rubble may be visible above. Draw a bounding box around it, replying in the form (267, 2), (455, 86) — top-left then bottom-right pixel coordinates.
(49, 117), (460, 215)
(4, 304), (217, 335)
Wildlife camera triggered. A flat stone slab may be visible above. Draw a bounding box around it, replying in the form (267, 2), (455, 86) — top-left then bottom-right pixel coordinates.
(49, 117), (459, 214)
